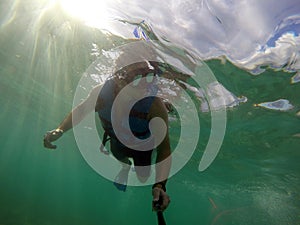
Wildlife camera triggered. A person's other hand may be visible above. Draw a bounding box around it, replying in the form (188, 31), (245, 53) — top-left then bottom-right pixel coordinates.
(152, 186), (170, 212)
(43, 129), (63, 149)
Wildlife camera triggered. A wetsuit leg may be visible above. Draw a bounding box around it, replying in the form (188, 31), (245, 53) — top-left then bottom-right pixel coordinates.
(132, 150), (153, 182)
(110, 138), (133, 191)
(110, 138), (132, 165)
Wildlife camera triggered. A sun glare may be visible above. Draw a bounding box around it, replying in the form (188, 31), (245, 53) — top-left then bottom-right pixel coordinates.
(58, 0), (110, 29)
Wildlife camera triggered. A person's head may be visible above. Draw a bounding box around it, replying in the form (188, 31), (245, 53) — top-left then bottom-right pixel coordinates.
(115, 60), (159, 79)
(113, 60), (161, 93)
(111, 41), (162, 96)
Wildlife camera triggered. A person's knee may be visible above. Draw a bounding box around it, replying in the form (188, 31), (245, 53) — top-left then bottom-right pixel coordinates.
(136, 166), (151, 183)
(137, 175), (149, 183)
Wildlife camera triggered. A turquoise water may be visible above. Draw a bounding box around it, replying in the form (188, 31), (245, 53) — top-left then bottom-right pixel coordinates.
(1, 1), (300, 225)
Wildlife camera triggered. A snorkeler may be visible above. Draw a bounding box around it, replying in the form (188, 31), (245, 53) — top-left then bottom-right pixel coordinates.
(43, 60), (171, 212)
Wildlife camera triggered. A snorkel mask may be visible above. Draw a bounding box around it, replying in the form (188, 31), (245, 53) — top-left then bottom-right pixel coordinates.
(115, 61), (162, 95)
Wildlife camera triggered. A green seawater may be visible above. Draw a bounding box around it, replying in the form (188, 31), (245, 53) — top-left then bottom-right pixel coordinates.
(0, 1), (300, 225)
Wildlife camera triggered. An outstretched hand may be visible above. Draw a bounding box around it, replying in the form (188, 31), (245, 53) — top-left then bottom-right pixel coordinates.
(152, 186), (170, 212)
(43, 129), (63, 149)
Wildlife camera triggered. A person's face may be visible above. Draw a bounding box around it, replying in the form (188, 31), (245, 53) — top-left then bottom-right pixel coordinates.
(123, 62), (152, 77)
(118, 78), (152, 100)
(115, 62), (155, 93)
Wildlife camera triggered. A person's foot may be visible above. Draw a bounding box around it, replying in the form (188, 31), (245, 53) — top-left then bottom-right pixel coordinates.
(113, 164), (131, 192)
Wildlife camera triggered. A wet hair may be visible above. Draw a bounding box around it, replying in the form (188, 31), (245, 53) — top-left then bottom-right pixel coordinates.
(113, 42), (161, 82)
(114, 61), (161, 84)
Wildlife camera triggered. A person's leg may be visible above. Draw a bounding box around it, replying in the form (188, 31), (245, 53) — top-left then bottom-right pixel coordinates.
(110, 138), (132, 191)
(133, 150), (153, 183)
(110, 138), (132, 165)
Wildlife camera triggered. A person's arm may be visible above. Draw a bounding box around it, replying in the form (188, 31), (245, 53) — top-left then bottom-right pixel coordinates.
(149, 97), (171, 212)
(43, 85), (102, 149)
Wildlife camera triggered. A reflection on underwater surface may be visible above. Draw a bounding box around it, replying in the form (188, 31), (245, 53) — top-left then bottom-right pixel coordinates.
(0, 0), (299, 225)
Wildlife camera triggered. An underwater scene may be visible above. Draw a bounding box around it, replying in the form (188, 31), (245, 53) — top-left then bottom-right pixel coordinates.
(0, 0), (300, 225)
